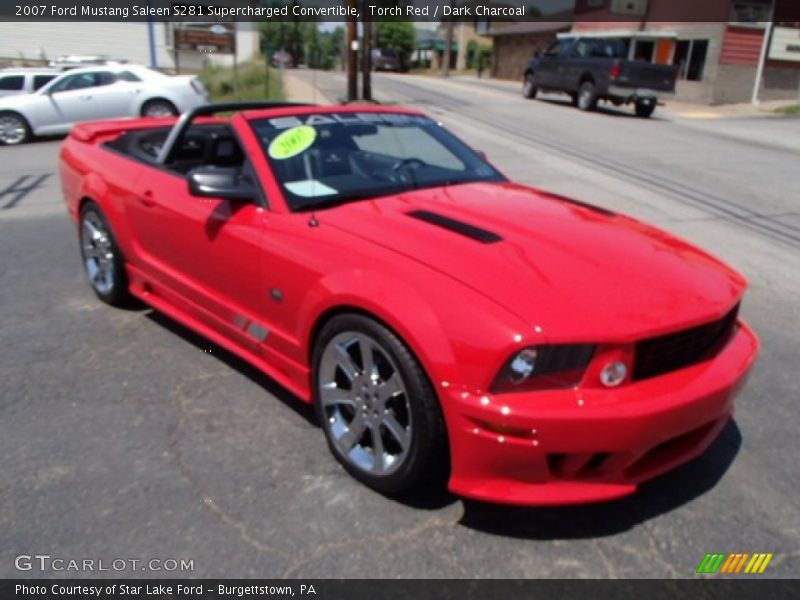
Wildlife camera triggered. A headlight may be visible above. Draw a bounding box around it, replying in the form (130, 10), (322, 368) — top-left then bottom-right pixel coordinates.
(490, 344), (595, 393)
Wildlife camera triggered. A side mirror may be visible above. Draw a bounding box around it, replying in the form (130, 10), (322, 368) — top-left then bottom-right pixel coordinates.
(534, 50), (543, 59)
(188, 167), (255, 202)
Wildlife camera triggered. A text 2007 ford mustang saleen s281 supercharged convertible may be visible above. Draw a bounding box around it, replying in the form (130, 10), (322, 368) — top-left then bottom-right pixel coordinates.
(60, 103), (758, 506)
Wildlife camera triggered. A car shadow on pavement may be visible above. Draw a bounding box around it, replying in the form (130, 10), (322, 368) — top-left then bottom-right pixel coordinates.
(145, 310), (317, 427)
(535, 97), (667, 120)
(458, 420), (742, 539)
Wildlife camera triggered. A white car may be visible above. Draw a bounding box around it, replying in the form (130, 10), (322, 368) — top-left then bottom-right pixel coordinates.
(0, 69), (60, 98)
(0, 65), (209, 145)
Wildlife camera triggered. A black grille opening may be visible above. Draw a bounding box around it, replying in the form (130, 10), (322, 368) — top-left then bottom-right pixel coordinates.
(632, 304), (739, 381)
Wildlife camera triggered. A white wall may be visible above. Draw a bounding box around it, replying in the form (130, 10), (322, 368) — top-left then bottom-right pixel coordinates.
(0, 21), (260, 70)
(0, 22), (173, 67)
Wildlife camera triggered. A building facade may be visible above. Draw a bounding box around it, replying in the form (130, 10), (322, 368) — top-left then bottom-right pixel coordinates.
(0, 21), (260, 73)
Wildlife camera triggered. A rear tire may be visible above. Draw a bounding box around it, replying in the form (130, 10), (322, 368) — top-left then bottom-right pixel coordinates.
(79, 202), (131, 306)
(522, 73), (538, 99)
(577, 81), (598, 112)
(312, 313), (448, 495)
(0, 111), (31, 145)
(635, 100), (656, 118)
(141, 99), (178, 118)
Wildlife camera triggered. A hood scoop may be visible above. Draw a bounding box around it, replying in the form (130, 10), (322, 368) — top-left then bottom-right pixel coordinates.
(407, 210), (503, 244)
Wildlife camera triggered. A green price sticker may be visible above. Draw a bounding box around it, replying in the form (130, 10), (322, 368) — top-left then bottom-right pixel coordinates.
(268, 126), (317, 160)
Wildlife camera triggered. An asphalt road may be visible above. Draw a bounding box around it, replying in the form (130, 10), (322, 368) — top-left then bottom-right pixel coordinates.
(1, 73), (799, 579)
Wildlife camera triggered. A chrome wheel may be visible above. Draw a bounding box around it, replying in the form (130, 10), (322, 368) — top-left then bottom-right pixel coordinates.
(80, 212), (116, 296)
(578, 82), (597, 111)
(318, 332), (412, 476)
(143, 101), (176, 118)
(523, 74), (537, 99)
(0, 114), (28, 145)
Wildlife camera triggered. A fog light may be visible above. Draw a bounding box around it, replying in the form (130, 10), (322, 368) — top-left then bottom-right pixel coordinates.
(508, 348), (537, 383)
(600, 361), (627, 387)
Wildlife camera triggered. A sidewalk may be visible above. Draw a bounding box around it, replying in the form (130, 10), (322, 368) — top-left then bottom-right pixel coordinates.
(282, 69), (333, 105)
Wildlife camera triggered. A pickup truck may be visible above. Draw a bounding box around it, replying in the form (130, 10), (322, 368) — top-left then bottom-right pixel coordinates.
(523, 36), (678, 118)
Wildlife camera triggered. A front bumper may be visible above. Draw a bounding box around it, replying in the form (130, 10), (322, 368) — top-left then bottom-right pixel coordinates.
(444, 321), (758, 506)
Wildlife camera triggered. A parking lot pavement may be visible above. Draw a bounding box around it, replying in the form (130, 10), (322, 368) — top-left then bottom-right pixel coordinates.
(1, 77), (799, 578)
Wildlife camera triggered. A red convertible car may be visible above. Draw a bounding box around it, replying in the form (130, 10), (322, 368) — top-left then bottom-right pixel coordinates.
(60, 103), (759, 506)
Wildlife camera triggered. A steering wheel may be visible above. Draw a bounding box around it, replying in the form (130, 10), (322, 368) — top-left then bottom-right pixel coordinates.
(392, 158), (426, 173)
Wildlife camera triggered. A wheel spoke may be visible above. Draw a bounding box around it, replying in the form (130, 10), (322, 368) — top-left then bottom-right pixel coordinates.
(382, 413), (410, 451)
(82, 245), (101, 260)
(83, 219), (103, 242)
(378, 372), (403, 403)
(338, 412), (366, 451)
(370, 423), (385, 473)
(359, 337), (376, 380)
(319, 384), (355, 408)
(334, 343), (360, 381)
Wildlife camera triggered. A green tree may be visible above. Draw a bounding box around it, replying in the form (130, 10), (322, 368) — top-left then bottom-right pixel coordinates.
(375, 21), (416, 63)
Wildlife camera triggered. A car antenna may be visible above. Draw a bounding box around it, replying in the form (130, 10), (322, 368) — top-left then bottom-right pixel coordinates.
(308, 211), (319, 228)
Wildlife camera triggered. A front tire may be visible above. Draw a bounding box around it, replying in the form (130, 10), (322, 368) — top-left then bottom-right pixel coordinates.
(0, 111), (31, 145)
(522, 73), (538, 99)
(577, 81), (598, 112)
(312, 314), (448, 495)
(141, 99), (178, 118)
(79, 203), (131, 306)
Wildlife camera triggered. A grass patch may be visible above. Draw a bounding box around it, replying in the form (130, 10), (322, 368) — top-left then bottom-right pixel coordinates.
(775, 104), (800, 116)
(200, 59), (284, 103)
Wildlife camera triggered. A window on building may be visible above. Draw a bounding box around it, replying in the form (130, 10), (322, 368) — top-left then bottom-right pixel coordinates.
(0, 75), (25, 91)
(32, 75), (56, 90)
(673, 40), (709, 81)
(730, 0), (772, 25)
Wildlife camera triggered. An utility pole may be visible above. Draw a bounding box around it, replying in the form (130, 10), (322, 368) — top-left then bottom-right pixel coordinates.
(346, 0), (358, 102)
(751, 0), (776, 105)
(362, 13), (372, 101)
(442, 15), (454, 77)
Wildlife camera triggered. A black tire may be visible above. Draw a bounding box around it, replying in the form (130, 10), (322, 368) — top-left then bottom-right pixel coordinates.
(635, 100), (656, 118)
(312, 313), (449, 495)
(0, 111), (32, 145)
(79, 202), (131, 306)
(522, 73), (538, 99)
(577, 81), (598, 112)
(570, 93), (578, 107)
(141, 99), (178, 118)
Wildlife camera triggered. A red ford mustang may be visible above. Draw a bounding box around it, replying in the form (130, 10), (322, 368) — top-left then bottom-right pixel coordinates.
(60, 103), (759, 505)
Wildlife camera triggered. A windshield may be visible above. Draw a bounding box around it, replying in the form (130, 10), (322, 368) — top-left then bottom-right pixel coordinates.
(251, 112), (506, 211)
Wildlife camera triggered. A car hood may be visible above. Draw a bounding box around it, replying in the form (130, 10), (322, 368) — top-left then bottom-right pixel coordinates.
(322, 182), (746, 342)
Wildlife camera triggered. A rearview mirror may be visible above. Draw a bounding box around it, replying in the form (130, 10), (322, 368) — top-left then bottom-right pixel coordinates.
(188, 167), (255, 202)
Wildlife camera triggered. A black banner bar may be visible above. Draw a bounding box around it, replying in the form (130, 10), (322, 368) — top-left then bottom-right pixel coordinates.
(2, 0), (800, 22)
(2, 579), (799, 600)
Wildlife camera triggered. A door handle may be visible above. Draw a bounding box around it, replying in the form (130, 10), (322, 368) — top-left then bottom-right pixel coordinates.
(80, 95), (93, 100)
(138, 190), (156, 208)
